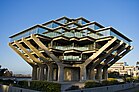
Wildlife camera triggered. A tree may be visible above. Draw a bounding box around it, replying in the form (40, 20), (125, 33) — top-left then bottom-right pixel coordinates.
(0, 68), (8, 76)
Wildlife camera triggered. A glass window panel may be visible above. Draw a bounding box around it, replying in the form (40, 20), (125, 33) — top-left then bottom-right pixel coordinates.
(67, 24), (77, 28)
(38, 28), (48, 34)
(88, 24), (101, 30)
(78, 20), (87, 25)
(56, 28), (65, 33)
(58, 19), (68, 24)
(88, 33), (99, 38)
(45, 32), (60, 38)
(45, 22), (59, 28)
(75, 32), (83, 38)
(64, 32), (74, 37)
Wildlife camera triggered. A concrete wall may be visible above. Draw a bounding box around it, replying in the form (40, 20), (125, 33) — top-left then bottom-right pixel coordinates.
(0, 84), (40, 92)
(66, 83), (136, 92)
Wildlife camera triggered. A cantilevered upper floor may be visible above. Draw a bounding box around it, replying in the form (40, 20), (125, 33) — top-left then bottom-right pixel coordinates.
(9, 16), (132, 44)
(9, 17), (132, 63)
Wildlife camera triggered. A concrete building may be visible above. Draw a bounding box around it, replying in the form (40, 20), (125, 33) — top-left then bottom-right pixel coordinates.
(9, 17), (132, 82)
(108, 62), (139, 77)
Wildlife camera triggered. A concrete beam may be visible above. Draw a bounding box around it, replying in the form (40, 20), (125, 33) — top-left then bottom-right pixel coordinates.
(92, 40), (124, 68)
(9, 43), (35, 66)
(14, 41), (42, 65)
(31, 35), (62, 65)
(84, 37), (117, 66)
(22, 38), (49, 63)
(108, 46), (133, 68)
(31, 34), (71, 67)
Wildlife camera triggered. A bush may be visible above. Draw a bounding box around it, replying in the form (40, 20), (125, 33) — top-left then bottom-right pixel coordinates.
(0, 79), (14, 85)
(15, 80), (61, 92)
(102, 78), (119, 86)
(16, 81), (28, 88)
(126, 77), (133, 83)
(132, 77), (139, 82)
(85, 80), (101, 88)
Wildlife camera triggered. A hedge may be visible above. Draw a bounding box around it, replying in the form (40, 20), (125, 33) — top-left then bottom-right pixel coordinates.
(14, 80), (61, 92)
(0, 79), (14, 85)
(101, 78), (119, 86)
(85, 78), (119, 88)
(0, 79), (61, 92)
(85, 80), (101, 88)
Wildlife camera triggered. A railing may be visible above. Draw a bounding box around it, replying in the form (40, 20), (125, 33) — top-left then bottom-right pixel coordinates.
(63, 56), (81, 61)
(54, 46), (89, 51)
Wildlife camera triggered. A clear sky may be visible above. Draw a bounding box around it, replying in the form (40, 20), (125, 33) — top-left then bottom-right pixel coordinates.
(0, 0), (139, 74)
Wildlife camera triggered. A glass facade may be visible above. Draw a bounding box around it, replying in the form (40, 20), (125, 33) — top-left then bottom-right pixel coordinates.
(87, 24), (101, 30)
(67, 24), (78, 28)
(10, 17), (131, 46)
(45, 22), (59, 28)
(97, 29), (130, 45)
(77, 19), (87, 25)
(10, 27), (47, 42)
(57, 19), (68, 24)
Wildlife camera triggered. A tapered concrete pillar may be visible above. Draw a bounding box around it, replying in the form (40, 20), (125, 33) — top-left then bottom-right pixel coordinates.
(37, 67), (40, 80)
(39, 66), (45, 80)
(32, 66), (38, 80)
(90, 68), (95, 80)
(58, 66), (64, 82)
(96, 67), (102, 81)
(80, 66), (86, 81)
(103, 67), (108, 80)
(47, 65), (53, 81)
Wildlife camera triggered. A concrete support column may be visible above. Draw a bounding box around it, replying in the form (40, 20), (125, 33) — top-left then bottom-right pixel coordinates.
(103, 67), (108, 80)
(47, 65), (53, 81)
(58, 66), (64, 82)
(96, 67), (102, 81)
(36, 67), (40, 80)
(90, 68), (95, 80)
(32, 66), (38, 80)
(80, 66), (86, 81)
(39, 66), (45, 80)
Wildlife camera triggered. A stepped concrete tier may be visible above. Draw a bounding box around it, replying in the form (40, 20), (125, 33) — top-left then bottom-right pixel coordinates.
(9, 17), (133, 82)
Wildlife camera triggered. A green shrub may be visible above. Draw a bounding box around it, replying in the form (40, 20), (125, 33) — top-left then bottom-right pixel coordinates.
(126, 77), (133, 83)
(102, 78), (119, 86)
(12, 80), (61, 92)
(0, 79), (14, 85)
(85, 80), (101, 88)
(29, 81), (61, 92)
(18, 81), (29, 88)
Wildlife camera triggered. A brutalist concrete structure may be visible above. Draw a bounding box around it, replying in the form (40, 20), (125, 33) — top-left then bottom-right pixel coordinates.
(9, 17), (133, 82)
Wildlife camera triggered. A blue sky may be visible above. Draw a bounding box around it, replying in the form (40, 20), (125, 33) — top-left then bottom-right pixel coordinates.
(0, 0), (139, 74)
